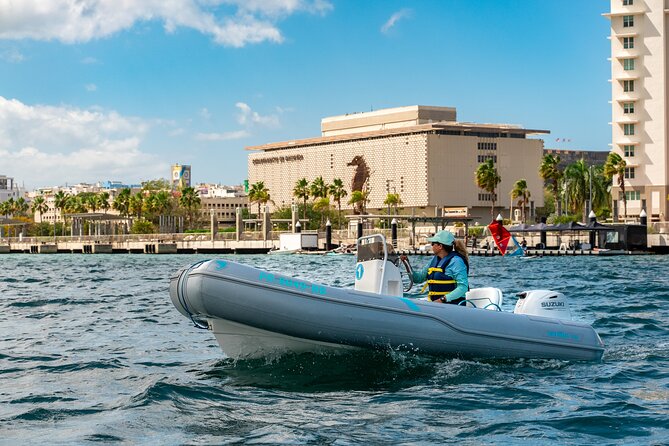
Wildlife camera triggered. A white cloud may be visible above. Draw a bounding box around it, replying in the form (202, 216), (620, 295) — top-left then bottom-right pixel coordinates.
(1, 48), (25, 63)
(200, 107), (211, 120)
(381, 8), (412, 34)
(195, 130), (250, 141)
(85, 83), (97, 92)
(81, 56), (99, 64)
(0, 0), (332, 47)
(0, 96), (166, 188)
(235, 102), (279, 128)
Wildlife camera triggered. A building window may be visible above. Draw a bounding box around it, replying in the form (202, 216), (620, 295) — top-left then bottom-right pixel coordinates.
(478, 193), (497, 202)
(623, 190), (640, 200)
(623, 37), (634, 49)
(623, 80), (634, 92)
(477, 154), (497, 163)
(623, 15), (634, 27)
(624, 167), (635, 179)
(477, 142), (497, 151)
(623, 123), (635, 135)
(623, 58), (635, 70)
(623, 145), (635, 157)
(623, 102), (634, 113)
(622, 0), (633, 6)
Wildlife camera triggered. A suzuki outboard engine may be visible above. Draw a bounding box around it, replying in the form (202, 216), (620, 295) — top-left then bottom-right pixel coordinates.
(514, 290), (572, 320)
(354, 234), (404, 297)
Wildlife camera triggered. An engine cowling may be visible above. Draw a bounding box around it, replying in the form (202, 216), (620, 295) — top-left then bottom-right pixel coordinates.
(513, 290), (572, 320)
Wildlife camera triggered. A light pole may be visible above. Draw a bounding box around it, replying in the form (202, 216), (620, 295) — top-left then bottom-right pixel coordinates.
(588, 165), (593, 218)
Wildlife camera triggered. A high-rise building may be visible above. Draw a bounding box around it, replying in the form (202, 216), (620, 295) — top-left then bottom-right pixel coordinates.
(171, 164), (191, 190)
(605, 0), (668, 221)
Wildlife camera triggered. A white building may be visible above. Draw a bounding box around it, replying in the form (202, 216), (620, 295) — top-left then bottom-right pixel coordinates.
(0, 175), (23, 203)
(605, 0), (669, 221)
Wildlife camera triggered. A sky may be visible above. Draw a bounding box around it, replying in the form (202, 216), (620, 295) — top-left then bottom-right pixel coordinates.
(0, 0), (612, 190)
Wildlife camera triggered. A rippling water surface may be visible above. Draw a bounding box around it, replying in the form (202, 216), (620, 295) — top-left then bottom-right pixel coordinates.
(1, 253), (668, 444)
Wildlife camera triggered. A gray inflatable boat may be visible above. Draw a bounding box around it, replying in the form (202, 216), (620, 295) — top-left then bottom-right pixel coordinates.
(170, 235), (604, 361)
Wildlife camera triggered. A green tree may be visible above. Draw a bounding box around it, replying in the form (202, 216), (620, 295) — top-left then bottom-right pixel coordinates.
(98, 192), (111, 213)
(475, 159), (501, 217)
(53, 191), (69, 236)
(310, 176), (328, 200)
(539, 153), (563, 216)
(590, 164), (612, 218)
(141, 178), (171, 191)
(563, 159), (589, 217)
(248, 181), (271, 219)
(603, 152), (628, 219)
(328, 178), (348, 230)
(129, 192), (144, 219)
(0, 200), (11, 218)
(510, 179), (531, 223)
(383, 192), (402, 216)
(31, 196), (48, 224)
(179, 187), (201, 229)
(112, 188), (132, 217)
(313, 197), (330, 227)
(348, 190), (369, 215)
(14, 197), (28, 216)
(293, 178), (310, 221)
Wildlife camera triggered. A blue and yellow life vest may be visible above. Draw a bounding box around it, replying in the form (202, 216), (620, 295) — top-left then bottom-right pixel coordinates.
(421, 252), (468, 302)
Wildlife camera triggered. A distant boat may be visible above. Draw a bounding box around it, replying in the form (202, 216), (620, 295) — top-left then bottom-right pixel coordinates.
(267, 248), (300, 255)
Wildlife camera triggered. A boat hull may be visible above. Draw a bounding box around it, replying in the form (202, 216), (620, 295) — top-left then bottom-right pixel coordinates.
(170, 260), (605, 361)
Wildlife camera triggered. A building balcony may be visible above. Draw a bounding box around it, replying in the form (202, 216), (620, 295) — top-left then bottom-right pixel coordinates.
(602, 8), (647, 19)
(616, 117), (639, 124)
(615, 73), (639, 81)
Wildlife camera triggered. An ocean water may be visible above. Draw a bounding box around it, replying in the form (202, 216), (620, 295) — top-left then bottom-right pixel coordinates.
(1, 253), (668, 445)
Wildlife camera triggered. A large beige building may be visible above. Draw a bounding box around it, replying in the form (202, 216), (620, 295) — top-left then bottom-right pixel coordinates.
(247, 105), (547, 222)
(605, 0), (669, 221)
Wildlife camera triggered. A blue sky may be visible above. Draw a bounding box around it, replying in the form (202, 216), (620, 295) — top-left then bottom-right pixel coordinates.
(0, 0), (611, 189)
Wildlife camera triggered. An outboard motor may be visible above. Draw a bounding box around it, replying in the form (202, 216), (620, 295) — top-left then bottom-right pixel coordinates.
(354, 234), (404, 296)
(514, 290), (572, 320)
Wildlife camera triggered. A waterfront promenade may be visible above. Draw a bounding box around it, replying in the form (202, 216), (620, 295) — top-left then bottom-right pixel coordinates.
(1, 230), (668, 255)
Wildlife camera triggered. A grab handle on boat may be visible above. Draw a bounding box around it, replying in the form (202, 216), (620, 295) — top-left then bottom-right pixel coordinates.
(178, 260), (211, 330)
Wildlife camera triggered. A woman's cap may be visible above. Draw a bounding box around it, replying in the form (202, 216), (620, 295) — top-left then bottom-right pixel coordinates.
(426, 230), (455, 246)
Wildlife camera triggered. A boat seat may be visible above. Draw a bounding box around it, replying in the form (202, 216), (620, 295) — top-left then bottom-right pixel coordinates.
(464, 288), (503, 311)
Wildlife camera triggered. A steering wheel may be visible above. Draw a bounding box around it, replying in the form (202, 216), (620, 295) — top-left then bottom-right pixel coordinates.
(399, 256), (414, 292)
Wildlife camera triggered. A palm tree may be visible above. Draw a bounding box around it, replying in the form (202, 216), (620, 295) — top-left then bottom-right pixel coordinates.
(0, 200), (11, 218)
(14, 197), (28, 216)
(510, 179), (531, 223)
(248, 181), (271, 218)
(604, 152), (628, 219)
(112, 188), (132, 218)
(154, 190), (173, 216)
(328, 178), (348, 229)
(539, 153), (563, 216)
(590, 165), (612, 216)
(53, 191), (69, 236)
(98, 192), (111, 214)
(563, 159), (589, 217)
(313, 197), (330, 227)
(475, 159), (501, 217)
(293, 178), (310, 221)
(31, 196), (48, 223)
(348, 190), (369, 215)
(129, 192), (144, 219)
(179, 187), (201, 228)
(310, 176), (328, 200)
(383, 193), (402, 215)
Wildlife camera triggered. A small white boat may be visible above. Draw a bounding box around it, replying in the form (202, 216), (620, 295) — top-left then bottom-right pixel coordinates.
(267, 248), (300, 255)
(170, 234), (604, 361)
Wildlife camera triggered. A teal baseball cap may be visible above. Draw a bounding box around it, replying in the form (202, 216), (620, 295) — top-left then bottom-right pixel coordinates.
(426, 230), (455, 246)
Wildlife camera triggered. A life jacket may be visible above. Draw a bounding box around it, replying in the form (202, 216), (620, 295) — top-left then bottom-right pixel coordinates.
(421, 252), (469, 302)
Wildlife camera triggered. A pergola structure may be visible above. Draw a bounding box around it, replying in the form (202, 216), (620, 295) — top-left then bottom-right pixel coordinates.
(65, 213), (133, 236)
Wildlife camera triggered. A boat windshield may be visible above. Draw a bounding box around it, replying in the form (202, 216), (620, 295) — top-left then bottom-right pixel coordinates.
(357, 234), (387, 262)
